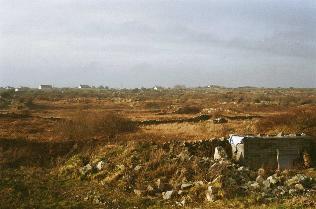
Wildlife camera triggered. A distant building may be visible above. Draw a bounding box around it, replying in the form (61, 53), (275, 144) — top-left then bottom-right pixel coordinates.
(5, 86), (14, 90)
(38, 85), (53, 90)
(78, 85), (91, 89)
(229, 134), (312, 170)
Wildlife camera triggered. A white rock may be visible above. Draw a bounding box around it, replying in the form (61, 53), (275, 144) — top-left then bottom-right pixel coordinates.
(181, 183), (193, 190)
(289, 189), (297, 195)
(267, 175), (279, 185)
(206, 186), (217, 202)
(134, 189), (142, 196)
(214, 146), (227, 160)
(96, 161), (105, 171)
(238, 166), (248, 171)
(250, 182), (260, 190)
(162, 190), (174, 200)
(262, 180), (271, 189)
(256, 175), (265, 184)
(80, 164), (92, 175)
(134, 165), (142, 171)
(294, 183), (305, 191)
(147, 185), (154, 192)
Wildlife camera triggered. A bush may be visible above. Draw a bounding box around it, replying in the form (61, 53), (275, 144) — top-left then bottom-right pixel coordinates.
(57, 112), (138, 140)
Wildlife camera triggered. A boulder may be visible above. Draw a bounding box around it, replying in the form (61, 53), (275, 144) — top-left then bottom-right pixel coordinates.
(134, 189), (142, 196)
(205, 186), (217, 202)
(134, 165), (142, 171)
(294, 183), (305, 191)
(162, 190), (174, 200)
(250, 182), (260, 190)
(96, 161), (105, 171)
(256, 175), (265, 184)
(262, 180), (271, 189)
(267, 175), (279, 185)
(79, 164), (92, 175)
(181, 183), (193, 190)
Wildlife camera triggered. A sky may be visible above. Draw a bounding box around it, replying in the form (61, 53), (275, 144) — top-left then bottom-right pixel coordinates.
(0, 0), (316, 88)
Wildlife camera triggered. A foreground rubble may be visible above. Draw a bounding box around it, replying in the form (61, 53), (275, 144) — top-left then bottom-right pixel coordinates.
(58, 140), (316, 207)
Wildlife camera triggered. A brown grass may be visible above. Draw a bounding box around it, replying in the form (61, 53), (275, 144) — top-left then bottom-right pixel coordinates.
(255, 107), (316, 136)
(56, 111), (138, 140)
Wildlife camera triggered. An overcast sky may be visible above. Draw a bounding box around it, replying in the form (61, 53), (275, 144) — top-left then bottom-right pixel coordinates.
(0, 0), (315, 88)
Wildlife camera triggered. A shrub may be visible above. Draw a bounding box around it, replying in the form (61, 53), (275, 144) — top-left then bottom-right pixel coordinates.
(56, 112), (138, 140)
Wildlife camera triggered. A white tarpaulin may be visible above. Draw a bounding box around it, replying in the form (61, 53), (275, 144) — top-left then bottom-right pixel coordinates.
(229, 135), (244, 145)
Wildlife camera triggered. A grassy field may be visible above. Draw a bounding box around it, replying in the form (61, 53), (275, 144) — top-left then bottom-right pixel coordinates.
(0, 87), (316, 208)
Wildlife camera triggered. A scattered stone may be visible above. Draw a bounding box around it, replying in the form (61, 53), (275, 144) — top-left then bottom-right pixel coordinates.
(80, 164), (92, 175)
(294, 183), (305, 191)
(206, 186), (217, 202)
(214, 146), (227, 160)
(238, 166), (248, 172)
(134, 189), (142, 196)
(162, 190), (174, 200)
(181, 183), (193, 190)
(213, 117), (228, 124)
(267, 175), (279, 185)
(134, 165), (142, 171)
(250, 182), (260, 190)
(96, 161), (105, 171)
(262, 180), (270, 189)
(147, 185), (154, 192)
(277, 132), (285, 137)
(289, 189), (297, 195)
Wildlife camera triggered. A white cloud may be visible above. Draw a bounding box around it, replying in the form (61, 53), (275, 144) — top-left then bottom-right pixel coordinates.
(0, 0), (315, 87)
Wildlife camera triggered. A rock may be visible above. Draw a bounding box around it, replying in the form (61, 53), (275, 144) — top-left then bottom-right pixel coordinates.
(147, 185), (154, 192)
(96, 161), (105, 171)
(134, 165), (142, 171)
(117, 164), (125, 170)
(214, 146), (227, 161)
(256, 175), (265, 184)
(206, 186), (217, 202)
(181, 183), (193, 190)
(275, 186), (287, 196)
(213, 117), (228, 124)
(176, 199), (186, 206)
(162, 190), (173, 200)
(194, 181), (204, 186)
(250, 182), (260, 190)
(267, 175), (279, 185)
(134, 189), (142, 196)
(156, 179), (161, 189)
(277, 132), (285, 137)
(294, 183), (305, 191)
(289, 189), (297, 195)
(79, 164), (92, 175)
(238, 166), (248, 172)
(286, 174), (308, 187)
(262, 180), (271, 189)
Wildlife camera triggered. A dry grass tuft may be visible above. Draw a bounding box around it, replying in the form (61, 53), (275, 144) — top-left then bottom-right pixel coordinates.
(255, 107), (316, 136)
(56, 111), (138, 140)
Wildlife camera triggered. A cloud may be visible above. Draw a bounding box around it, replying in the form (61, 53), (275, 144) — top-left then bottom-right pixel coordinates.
(0, 0), (315, 87)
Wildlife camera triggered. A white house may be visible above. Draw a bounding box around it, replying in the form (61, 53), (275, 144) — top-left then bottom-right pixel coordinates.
(78, 85), (91, 89)
(38, 85), (53, 90)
